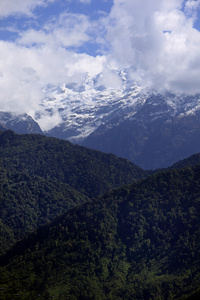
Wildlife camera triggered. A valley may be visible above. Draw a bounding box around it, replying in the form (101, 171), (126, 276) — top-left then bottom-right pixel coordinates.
(0, 130), (200, 299)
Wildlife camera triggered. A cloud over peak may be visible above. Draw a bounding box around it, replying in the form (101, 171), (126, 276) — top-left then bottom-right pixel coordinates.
(104, 0), (200, 94)
(0, 0), (200, 122)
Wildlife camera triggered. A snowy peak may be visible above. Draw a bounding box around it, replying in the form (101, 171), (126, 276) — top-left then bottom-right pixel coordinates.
(36, 68), (200, 144)
(34, 69), (200, 169)
(0, 111), (43, 135)
(1, 68), (200, 170)
(37, 70), (148, 141)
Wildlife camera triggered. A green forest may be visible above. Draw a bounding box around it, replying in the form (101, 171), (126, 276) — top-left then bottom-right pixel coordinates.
(0, 130), (146, 255)
(0, 130), (200, 299)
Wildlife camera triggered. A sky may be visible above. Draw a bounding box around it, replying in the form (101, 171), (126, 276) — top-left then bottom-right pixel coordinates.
(0, 0), (200, 117)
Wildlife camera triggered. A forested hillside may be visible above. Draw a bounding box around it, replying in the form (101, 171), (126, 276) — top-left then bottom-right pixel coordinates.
(0, 130), (146, 197)
(0, 130), (147, 255)
(1, 165), (200, 299)
(170, 153), (200, 170)
(0, 169), (89, 255)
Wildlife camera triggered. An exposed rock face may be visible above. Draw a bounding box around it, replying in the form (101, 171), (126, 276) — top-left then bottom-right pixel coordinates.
(0, 112), (43, 135)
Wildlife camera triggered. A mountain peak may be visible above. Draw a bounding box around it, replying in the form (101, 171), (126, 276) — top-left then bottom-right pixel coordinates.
(0, 111), (43, 135)
(1, 70), (200, 170)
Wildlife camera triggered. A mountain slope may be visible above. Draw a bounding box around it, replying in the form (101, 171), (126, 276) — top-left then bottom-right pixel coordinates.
(170, 152), (200, 170)
(0, 130), (147, 255)
(0, 112), (43, 134)
(32, 71), (200, 170)
(0, 130), (146, 197)
(0, 124), (6, 131)
(0, 168), (89, 255)
(82, 94), (200, 169)
(2, 71), (200, 169)
(1, 165), (200, 299)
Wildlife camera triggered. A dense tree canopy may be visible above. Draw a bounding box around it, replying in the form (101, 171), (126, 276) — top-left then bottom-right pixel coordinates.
(1, 165), (200, 299)
(0, 130), (147, 255)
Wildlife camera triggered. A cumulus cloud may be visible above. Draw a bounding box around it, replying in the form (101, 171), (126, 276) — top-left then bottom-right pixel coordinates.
(0, 6), (107, 119)
(36, 109), (62, 131)
(104, 0), (200, 94)
(1, 0), (200, 127)
(185, 0), (200, 12)
(18, 13), (92, 48)
(96, 67), (123, 89)
(0, 39), (106, 117)
(0, 0), (55, 18)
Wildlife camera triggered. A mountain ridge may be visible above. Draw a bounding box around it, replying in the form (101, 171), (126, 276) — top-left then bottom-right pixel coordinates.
(0, 111), (43, 134)
(1, 70), (200, 169)
(0, 130), (147, 255)
(1, 162), (200, 299)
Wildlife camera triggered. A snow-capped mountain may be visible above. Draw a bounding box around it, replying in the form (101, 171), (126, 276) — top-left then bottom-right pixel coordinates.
(2, 69), (200, 169)
(0, 112), (43, 134)
(82, 92), (200, 169)
(36, 70), (147, 142)
(33, 69), (200, 169)
(37, 70), (200, 143)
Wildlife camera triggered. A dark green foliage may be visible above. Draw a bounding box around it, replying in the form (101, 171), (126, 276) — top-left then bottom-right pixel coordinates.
(0, 130), (146, 254)
(170, 153), (200, 170)
(0, 130), (146, 197)
(1, 166), (200, 299)
(0, 168), (88, 255)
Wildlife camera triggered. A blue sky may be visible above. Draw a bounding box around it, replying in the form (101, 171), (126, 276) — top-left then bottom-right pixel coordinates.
(0, 0), (200, 116)
(0, 0), (113, 56)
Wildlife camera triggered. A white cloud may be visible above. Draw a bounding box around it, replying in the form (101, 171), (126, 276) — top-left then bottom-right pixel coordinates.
(0, 0), (55, 18)
(1, 0), (200, 130)
(37, 109), (62, 131)
(185, 0), (200, 12)
(17, 13), (91, 48)
(0, 38), (106, 117)
(0, 6), (107, 120)
(104, 0), (200, 94)
(79, 0), (91, 3)
(96, 67), (122, 89)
